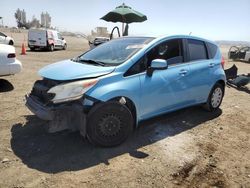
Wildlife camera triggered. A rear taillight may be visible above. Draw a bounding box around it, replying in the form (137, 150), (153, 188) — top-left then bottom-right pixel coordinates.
(7, 53), (16, 58)
(221, 56), (225, 69)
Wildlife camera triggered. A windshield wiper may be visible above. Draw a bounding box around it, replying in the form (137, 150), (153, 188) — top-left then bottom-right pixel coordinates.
(77, 59), (106, 66)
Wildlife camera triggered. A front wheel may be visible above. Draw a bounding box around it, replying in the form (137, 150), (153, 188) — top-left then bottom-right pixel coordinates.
(87, 101), (133, 147)
(9, 40), (14, 45)
(204, 83), (224, 112)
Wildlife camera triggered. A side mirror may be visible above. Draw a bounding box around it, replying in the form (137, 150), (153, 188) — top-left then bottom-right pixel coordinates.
(147, 59), (168, 77)
(61, 37), (64, 40)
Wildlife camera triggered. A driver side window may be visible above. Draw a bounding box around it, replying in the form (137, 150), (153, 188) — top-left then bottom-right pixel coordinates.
(58, 33), (62, 39)
(146, 39), (183, 67)
(125, 39), (184, 77)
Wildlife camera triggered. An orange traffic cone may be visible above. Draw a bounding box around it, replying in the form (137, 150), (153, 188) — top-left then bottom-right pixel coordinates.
(21, 43), (26, 55)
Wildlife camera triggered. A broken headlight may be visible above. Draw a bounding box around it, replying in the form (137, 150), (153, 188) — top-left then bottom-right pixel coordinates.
(47, 79), (98, 104)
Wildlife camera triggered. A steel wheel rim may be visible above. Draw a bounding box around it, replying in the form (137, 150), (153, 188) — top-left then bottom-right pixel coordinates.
(211, 87), (223, 108)
(98, 114), (122, 137)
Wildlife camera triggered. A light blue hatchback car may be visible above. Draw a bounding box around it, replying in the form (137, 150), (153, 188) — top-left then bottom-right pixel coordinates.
(26, 35), (226, 146)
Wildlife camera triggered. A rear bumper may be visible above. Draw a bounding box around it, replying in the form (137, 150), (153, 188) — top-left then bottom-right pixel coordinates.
(10, 59), (22, 74)
(0, 59), (22, 76)
(28, 44), (47, 48)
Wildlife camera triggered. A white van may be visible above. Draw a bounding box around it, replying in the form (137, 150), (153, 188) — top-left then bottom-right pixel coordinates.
(28, 29), (67, 51)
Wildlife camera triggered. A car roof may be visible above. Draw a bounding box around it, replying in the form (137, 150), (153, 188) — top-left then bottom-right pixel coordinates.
(120, 35), (217, 46)
(158, 35), (216, 45)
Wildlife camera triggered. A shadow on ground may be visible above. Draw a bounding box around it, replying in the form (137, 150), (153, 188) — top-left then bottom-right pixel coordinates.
(11, 106), (222, 173)
(0, 79), (14, 92)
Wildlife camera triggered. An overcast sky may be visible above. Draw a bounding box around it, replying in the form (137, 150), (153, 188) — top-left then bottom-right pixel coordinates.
(1, 0), (250, 41)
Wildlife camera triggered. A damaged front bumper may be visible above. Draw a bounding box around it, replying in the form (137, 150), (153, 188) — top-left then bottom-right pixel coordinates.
(25, 95), (54, 120)
(25, 94), (87, 136)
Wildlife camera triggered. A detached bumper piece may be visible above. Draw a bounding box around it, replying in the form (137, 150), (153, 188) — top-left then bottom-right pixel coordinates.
(25, 95), (87, 136)
(229, 74), (250, 87)
(225, 65), (250, 88)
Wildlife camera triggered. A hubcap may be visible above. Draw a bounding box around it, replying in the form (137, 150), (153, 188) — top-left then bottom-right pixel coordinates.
(98, 114), (121, 137)
(211, 87), (223, 108)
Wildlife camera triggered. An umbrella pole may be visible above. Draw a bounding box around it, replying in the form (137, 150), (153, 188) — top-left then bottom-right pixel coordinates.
(122, 22), (124, 35)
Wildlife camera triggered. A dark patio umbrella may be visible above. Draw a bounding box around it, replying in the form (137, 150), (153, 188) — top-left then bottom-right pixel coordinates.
(101, 3), (147, 23)
(100, 3), (147, 35)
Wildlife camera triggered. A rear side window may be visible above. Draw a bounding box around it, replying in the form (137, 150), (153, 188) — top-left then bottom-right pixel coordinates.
(0, 32), (5, 37)
(47, 31), (53, 39)
(206, 42), (218, 59)
(187, 39), (208, 61)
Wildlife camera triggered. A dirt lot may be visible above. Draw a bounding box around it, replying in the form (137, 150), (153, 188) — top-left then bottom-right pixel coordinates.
(0, 30), (249, 188)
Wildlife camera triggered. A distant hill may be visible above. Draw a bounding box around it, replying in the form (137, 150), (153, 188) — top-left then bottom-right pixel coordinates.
(216, 40), (250, 46)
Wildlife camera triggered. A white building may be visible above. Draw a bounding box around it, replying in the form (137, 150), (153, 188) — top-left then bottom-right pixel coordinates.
(41, 12), (51, 28)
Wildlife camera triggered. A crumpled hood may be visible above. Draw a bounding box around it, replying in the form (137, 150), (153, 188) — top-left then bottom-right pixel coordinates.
(39, 59), (115, 81)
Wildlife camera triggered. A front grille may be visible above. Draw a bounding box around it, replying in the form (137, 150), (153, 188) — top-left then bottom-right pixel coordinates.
(30, 78), (61, 104)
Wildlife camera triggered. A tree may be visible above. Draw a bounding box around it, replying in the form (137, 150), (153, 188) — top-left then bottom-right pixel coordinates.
(14, 8), (27, 28)
(29, 16), (40, 28)
(14, 8), (22, 27)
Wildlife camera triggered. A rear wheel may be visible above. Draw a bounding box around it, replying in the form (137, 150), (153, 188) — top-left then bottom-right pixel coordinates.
(63, 44), (67, 50)
(30, 47), (35, 51)
(87, 101), (133, 147)
(204, 83), (224, 111)
(49, 44), (54, 52)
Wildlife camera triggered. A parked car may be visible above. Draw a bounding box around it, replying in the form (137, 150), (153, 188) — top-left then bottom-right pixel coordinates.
(0, 32), (14, 45)
(228, 46), (250, 63)
(28, 29), (67, 51)
(0, 44), (22, 76)
(89, 37), (110, 49)
(25, 35), (226, 147)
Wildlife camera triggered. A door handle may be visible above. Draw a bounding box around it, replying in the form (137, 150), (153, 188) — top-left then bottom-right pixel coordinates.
(179, 69), (188, 76)
(209, 63), (215, 68)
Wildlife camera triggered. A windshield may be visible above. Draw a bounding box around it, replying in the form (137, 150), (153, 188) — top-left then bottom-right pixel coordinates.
(77, 37), (154, 66)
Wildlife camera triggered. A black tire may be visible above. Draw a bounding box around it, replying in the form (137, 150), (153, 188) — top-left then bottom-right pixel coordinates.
(49, 44), (54, 52)
(9, 40), (14, 45)
(87, 101), (133, 147)
(30, 47), (35, 51)
(203, 83), (224, 112)
(63, 44), (67, 50)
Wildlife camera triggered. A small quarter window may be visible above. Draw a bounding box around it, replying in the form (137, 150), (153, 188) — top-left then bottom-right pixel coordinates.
(124, 56), (147, 76)
(206, 42), (218, 59)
